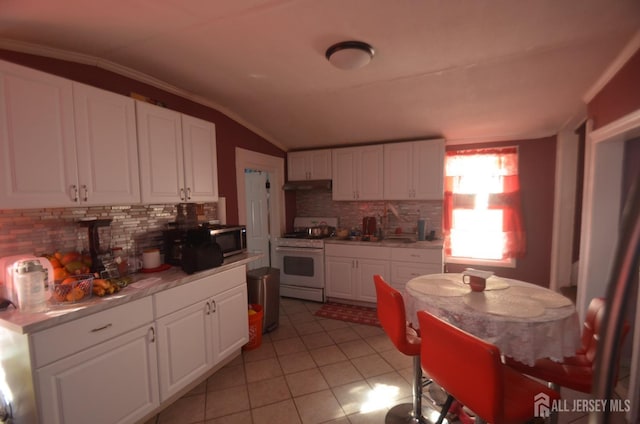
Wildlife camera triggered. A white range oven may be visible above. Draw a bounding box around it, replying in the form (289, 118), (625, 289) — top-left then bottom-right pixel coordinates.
(275, 217), (337, 302)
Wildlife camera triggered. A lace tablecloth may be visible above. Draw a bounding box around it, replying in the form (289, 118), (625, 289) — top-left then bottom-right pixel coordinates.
(404, 273), (580, 366)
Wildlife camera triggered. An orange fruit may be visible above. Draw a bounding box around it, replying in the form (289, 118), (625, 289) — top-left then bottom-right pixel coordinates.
(66, 287), (85, 302)
(53, 267), (70, 281)
(60, 252), (81, 266)
(48, 257), (62, 268)
(61, 276), (77, 285)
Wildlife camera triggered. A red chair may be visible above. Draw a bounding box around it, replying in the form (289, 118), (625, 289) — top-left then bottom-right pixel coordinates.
(417, 309), (560, 424)
(374, 275), (426, 424)
(505, 297), (631, 394)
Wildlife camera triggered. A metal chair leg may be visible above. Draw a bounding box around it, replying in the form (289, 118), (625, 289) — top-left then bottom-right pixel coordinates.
(548, 382), (559, 424)
(435, 395), (454, 424)
(384, 356), (425, 424)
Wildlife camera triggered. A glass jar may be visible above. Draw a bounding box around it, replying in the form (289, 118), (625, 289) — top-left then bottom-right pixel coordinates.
(13, 259), (48, 313)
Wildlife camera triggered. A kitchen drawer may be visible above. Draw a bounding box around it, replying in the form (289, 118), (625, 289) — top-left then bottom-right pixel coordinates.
(391, 247), (442, 264)
(31, 297), (153, 367)
(154, 266), (246, 317)
(325, 244), (390, 260)
(391, 262), (443, 285)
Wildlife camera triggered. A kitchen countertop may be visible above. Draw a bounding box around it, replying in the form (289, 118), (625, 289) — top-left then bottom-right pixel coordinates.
(325, 237), (444, 249)
(0, 253), (263, 335)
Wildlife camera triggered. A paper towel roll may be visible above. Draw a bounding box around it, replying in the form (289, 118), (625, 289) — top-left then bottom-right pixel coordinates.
(218, 197), (226, 225)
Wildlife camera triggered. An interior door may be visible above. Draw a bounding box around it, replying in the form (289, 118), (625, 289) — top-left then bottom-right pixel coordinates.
(245, 169), (270, 269)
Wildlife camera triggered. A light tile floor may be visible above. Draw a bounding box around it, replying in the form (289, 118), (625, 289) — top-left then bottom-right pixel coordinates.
(144, 297), (633, 424)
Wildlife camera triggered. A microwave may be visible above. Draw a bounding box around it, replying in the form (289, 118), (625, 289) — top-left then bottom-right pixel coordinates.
(209, 225), (247, 258)
(163, 225), (247, 266)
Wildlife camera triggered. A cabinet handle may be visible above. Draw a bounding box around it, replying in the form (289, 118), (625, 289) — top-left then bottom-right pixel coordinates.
(211, 299), (216, 313)
(410, 254), (420, 258)
(81, 184), (88, 202)
(180, 188), (185, 201)
(186, 187), (192, 200)
(90, 323), (112, 332)
(149, 326), (156, 343)
(70, 185), (79, 202)
(205, 301), (211, 315)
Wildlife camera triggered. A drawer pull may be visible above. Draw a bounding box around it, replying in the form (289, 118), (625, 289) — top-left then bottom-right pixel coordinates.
(149, 326), (156, 343)
(90, 323), (112, 333)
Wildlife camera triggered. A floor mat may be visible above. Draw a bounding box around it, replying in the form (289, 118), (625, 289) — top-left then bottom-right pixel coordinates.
(314, 301), (380, 327)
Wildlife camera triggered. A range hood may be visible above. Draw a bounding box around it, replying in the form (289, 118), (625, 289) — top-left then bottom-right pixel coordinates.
(282, 180), (332, 191)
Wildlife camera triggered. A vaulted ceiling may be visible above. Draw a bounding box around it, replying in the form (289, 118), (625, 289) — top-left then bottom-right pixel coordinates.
(1, 0), (639, 150)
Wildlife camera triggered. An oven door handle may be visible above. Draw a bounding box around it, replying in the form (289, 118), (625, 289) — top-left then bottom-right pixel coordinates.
(275, 247), (323, 254)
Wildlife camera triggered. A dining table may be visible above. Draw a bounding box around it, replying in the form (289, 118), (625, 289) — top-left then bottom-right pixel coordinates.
(404, 273), (581, 366)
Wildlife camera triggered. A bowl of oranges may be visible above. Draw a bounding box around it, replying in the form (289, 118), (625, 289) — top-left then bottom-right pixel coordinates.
(51, 274), (94, 303)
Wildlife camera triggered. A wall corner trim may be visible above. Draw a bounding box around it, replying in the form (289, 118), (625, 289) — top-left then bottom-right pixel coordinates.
(583, 30), (640, 103)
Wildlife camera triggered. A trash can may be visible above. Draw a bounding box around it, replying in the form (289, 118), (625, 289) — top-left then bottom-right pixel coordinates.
(246, 267), (280, 333)
(243, 304), (263, 350)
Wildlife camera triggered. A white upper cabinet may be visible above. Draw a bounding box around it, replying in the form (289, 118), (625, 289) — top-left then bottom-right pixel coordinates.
(287, 149), (332, 181)
(73, 82), (140, 205)
(136, 101), (218, 203)
(0, 60), (77, 208)
(182, 114), (219, 202)
(0, 60), (140, 208)
(384, 139), (445, 200)
(332, 145), (384, 200)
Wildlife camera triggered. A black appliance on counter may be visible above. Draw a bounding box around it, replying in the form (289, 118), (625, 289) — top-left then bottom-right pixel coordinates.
(181, 227), (223, 274)
(163, 224), (247, 268)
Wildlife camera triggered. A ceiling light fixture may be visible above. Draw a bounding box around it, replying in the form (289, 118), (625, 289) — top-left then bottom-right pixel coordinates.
(325, 41), (375, 70)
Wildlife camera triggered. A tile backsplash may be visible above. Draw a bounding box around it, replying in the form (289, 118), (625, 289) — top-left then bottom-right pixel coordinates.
(295, 190), (442, 237)
(0, 203), (217, 258)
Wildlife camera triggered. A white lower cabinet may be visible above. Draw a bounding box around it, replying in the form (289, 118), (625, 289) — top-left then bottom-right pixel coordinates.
(33, 298), (159, 424)
(154, 266), (248, 401)
(390, 247), (443, 291)
(23, 265), (248, 424)
(325, 244), (390, 303)
(211, 283), (249, 362)
(155, 301), (212, 401)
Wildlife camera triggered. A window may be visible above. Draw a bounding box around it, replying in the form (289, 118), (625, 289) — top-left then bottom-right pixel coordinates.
(443, 147), (525, 266)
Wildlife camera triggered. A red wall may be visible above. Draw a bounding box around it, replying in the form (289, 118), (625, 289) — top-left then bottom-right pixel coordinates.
(445, 136), (557, 287)
(0, 49), (286, 225)
(588, 48), (640, 130)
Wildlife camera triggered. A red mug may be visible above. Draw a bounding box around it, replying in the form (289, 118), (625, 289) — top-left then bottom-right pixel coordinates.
(462, 269), (494, 292)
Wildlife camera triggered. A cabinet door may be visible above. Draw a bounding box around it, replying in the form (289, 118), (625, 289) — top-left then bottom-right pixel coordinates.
(288, 151), (310, 181)
(73, 83), (140, 205)
(211, 284), (248, 363)
(356, 145), (384, 200)
(356, 258), (389, 303)
(308, 149), (332, 179)
(412, 139), (445, 200)
(182, 114), (218, 202)
(288, 150), (332, 181)
(156, 301), (212, 401)
(325, 256), (355, 299)
(36, 325), (159, 424)
(0, 60), (78, 208)
(384, 142), (413, 200)
(332, 148), (357, 200)
(136, 100), (185, 203)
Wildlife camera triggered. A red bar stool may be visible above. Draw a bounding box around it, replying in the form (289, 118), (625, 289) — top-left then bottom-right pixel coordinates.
(505, 297), (630, 422)
(417, 309), (561, 424)
(374, 275), (426, 424)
